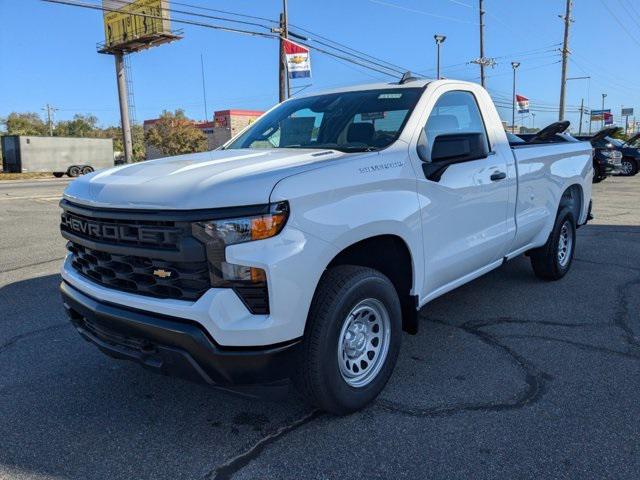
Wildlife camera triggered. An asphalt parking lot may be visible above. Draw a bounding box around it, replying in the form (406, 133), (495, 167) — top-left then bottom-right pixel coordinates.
(1, 175), (639, 480)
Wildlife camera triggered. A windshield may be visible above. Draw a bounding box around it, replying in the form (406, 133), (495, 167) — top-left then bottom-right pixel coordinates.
(226, 88), (423, 152)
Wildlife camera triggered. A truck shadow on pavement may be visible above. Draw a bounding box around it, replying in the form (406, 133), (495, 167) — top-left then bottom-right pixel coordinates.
(0, 224), (639, 479)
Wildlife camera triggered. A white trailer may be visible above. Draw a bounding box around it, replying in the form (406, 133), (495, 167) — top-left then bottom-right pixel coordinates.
(1, 135), (114, 177)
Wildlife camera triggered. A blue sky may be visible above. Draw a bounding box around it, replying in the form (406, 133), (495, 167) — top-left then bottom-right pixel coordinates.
(1, 0), (639, 132)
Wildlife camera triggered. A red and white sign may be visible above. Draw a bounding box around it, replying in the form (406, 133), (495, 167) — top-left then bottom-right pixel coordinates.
(516, 94), (529, 113)
(283, 39), (311, 79)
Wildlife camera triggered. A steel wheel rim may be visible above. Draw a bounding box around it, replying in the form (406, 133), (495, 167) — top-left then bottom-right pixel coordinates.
(337, 298), (391, 388)
(621, 161), (632, 175)
(557, 221), (573, 267)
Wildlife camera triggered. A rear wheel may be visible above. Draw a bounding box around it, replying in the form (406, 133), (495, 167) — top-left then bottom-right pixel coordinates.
(530, 207), (576, 280)
(620, 158), (638, 176)
(81, 166), (94, 175)
(67, 166), (81, 177)
(293, 265), (402, 415)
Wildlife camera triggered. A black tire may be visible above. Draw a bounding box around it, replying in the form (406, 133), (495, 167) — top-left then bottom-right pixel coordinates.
(67, 166), (81, 177)
(620, 158), (638, 177)
(530, 207), (576, 281)
(81, 166), (94, 175)
(293, 265), (402, 415)
(52, 172), (64, 178)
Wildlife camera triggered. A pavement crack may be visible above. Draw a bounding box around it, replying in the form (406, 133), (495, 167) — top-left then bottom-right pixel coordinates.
(613, 275), (640, 350)
(377, 317), (549, 418)
(0, 323), (69, 355)
(207, 410), (323, 480)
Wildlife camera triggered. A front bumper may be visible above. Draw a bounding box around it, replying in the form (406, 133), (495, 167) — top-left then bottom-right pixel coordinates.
(61, 281), (300, 388)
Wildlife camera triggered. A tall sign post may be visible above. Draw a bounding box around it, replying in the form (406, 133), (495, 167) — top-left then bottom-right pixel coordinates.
(99, 0), (181, 162)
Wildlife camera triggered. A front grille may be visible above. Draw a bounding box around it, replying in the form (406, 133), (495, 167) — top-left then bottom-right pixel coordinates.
(68, 242), (209, 301)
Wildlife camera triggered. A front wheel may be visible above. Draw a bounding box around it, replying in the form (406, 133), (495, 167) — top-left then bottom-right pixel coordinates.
(293, 265), (402, 415)
(530, 207), (576, 280)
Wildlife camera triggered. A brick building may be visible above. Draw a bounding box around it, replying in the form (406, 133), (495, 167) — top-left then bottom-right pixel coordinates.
(143, 109), (263, 160)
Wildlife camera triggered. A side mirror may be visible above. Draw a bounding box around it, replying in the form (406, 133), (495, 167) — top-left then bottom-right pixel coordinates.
(422, 132), (489, 182)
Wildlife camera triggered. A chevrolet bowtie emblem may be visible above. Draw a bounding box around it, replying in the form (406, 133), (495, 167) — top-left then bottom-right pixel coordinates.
(153, 269), (172, 279)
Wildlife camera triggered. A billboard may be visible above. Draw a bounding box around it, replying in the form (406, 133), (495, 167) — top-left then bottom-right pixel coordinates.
(283, 39), (311, 79)
(622, 108), (634, 117)
(102, 0), (178, 52)
(590, 109), (611, 122)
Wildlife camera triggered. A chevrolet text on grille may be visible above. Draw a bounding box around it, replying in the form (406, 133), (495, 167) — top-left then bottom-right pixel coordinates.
(61, 213), (175, 244)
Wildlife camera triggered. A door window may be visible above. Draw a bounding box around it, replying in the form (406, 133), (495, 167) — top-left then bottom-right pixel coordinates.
(424, 91), (490, 151)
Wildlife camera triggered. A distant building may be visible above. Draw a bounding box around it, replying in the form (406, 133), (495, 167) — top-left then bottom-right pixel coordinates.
(143, 109), (264, 159)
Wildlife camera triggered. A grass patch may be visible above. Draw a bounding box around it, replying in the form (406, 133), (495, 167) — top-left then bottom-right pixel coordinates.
(0, 172), (61, 181)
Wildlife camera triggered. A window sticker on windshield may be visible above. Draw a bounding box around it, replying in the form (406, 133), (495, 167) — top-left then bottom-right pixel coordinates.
(378, 93), (402, 99)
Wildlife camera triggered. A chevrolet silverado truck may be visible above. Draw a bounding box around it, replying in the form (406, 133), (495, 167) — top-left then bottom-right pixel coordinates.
(60, 78), (593, 414)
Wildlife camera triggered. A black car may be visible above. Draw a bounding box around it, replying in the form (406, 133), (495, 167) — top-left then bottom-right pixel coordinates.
(576, 133), (640, 177)
(575, 128), (624, 182)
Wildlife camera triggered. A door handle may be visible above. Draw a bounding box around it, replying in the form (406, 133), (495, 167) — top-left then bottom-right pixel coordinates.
(490, 171), (506, 181)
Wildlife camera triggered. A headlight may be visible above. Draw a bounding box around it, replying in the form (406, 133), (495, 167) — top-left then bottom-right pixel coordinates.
(601, 150), (612, 158)
(191, 202), (289, 306)
(193, 201), (289, 246)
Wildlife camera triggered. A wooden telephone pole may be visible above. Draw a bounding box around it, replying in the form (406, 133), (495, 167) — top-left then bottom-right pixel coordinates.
(558, 0), (573, 121)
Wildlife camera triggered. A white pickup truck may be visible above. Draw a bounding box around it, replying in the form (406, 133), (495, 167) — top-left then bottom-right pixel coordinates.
(60, 78), (593, 414)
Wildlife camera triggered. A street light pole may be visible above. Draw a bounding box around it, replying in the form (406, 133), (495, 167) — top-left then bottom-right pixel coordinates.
(601, 93), (607, 129)
(511, 62), (520, 133)
(434, 34), (446, 79)
(532, 112), (536, 129)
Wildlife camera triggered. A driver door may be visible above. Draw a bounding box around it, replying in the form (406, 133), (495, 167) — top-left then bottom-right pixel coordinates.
(414, 89), (511, 299)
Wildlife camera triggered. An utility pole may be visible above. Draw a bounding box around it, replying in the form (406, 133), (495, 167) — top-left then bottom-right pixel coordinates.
(42, 104), (58, 136)
(578, 98), (584, 135)
(434, 34), (446, 79)
(115, 52), (133, 164)
(558, 0), (573, 121)
(532, 112), (536, 129)
(601, 93), (607, 129)
(479, 0), (485, 87)
(511, 62), (520, 133)
(278, 0), (289, 102)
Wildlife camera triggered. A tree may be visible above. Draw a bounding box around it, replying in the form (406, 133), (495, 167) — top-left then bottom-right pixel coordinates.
(54, 114), (99, 137)
(1, 112), (48, 136)
(144, 110), (208, 157)
(102, 124), (146, 162)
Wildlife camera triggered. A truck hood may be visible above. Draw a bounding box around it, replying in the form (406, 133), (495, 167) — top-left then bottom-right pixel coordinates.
(63, 148), (345, 210)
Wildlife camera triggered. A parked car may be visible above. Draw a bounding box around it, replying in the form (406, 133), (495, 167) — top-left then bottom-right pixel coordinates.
(59, 78), (593, 414)
(575, 128), (625, 181)
(580, 133), (640, 177)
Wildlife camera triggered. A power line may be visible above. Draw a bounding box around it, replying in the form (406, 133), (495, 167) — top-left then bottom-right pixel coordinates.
(43, 0), (405, 79)
(367, 0), (479, 25)
(599, 0), (640, 47)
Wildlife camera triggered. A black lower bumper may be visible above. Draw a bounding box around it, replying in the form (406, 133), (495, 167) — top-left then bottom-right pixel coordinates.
(61, 282), (300, 389)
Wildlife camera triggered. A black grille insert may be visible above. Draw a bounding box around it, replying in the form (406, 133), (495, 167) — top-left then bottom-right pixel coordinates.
(68, 242), (209, 301)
